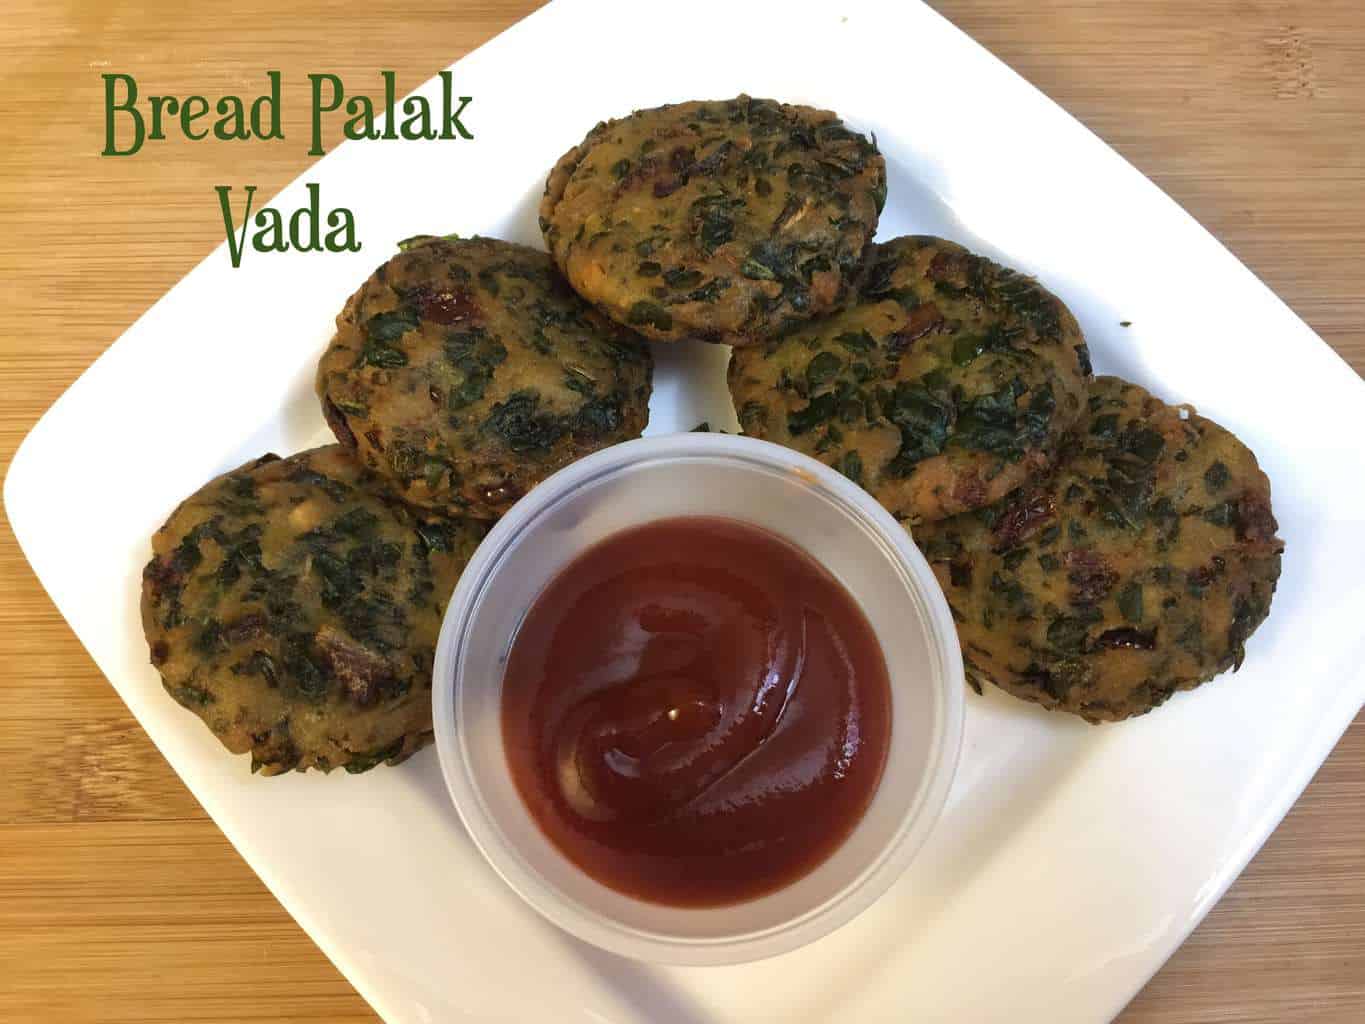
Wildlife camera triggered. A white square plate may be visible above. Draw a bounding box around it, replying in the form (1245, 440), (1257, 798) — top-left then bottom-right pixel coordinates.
(8, 1), (1365, 1020)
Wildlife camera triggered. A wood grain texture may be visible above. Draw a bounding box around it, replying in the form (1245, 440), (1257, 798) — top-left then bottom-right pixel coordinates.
(0, 1), (1360, 1021)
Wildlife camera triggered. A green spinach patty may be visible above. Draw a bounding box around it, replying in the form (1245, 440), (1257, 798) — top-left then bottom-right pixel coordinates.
(915, 377), (1283, 722)
(141, 446), (484, 774)
(729, 236), (1092, 523)
(317, 236), (653, 519)
(541, 95), (885, 345)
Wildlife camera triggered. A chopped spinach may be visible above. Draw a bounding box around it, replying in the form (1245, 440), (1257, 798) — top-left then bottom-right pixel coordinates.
(626, 301), (673, 332)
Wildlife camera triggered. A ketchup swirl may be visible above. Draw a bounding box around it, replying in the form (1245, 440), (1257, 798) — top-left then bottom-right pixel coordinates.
(501, 517), (891, 907)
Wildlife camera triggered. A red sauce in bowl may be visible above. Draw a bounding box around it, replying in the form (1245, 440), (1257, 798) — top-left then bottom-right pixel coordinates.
(501, 516), (891, 907)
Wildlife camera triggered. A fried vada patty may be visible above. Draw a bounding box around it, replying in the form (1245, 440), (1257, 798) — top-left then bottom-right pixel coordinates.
(141, 446), (485, 774)
(915, 376), (1283, 723)
(730, 236), (1092, 523)
(540, 95), (886, 345)
(317, 236), (653, 519)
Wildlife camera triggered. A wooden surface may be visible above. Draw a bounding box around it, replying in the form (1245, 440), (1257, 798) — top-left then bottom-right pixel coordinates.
(0, 0), (1361, 1020)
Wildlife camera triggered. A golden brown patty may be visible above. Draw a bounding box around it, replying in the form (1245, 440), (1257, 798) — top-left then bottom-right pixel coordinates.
(915, 376), (1283, 723)
(141, 446), (485, 774)
(317, 236), (653, 519)
(730, 236), (1092, 523)
(540, 95), (885, 345)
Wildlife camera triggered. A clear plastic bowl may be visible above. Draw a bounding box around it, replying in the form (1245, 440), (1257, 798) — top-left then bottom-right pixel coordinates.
(432, 433), (964, 965)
